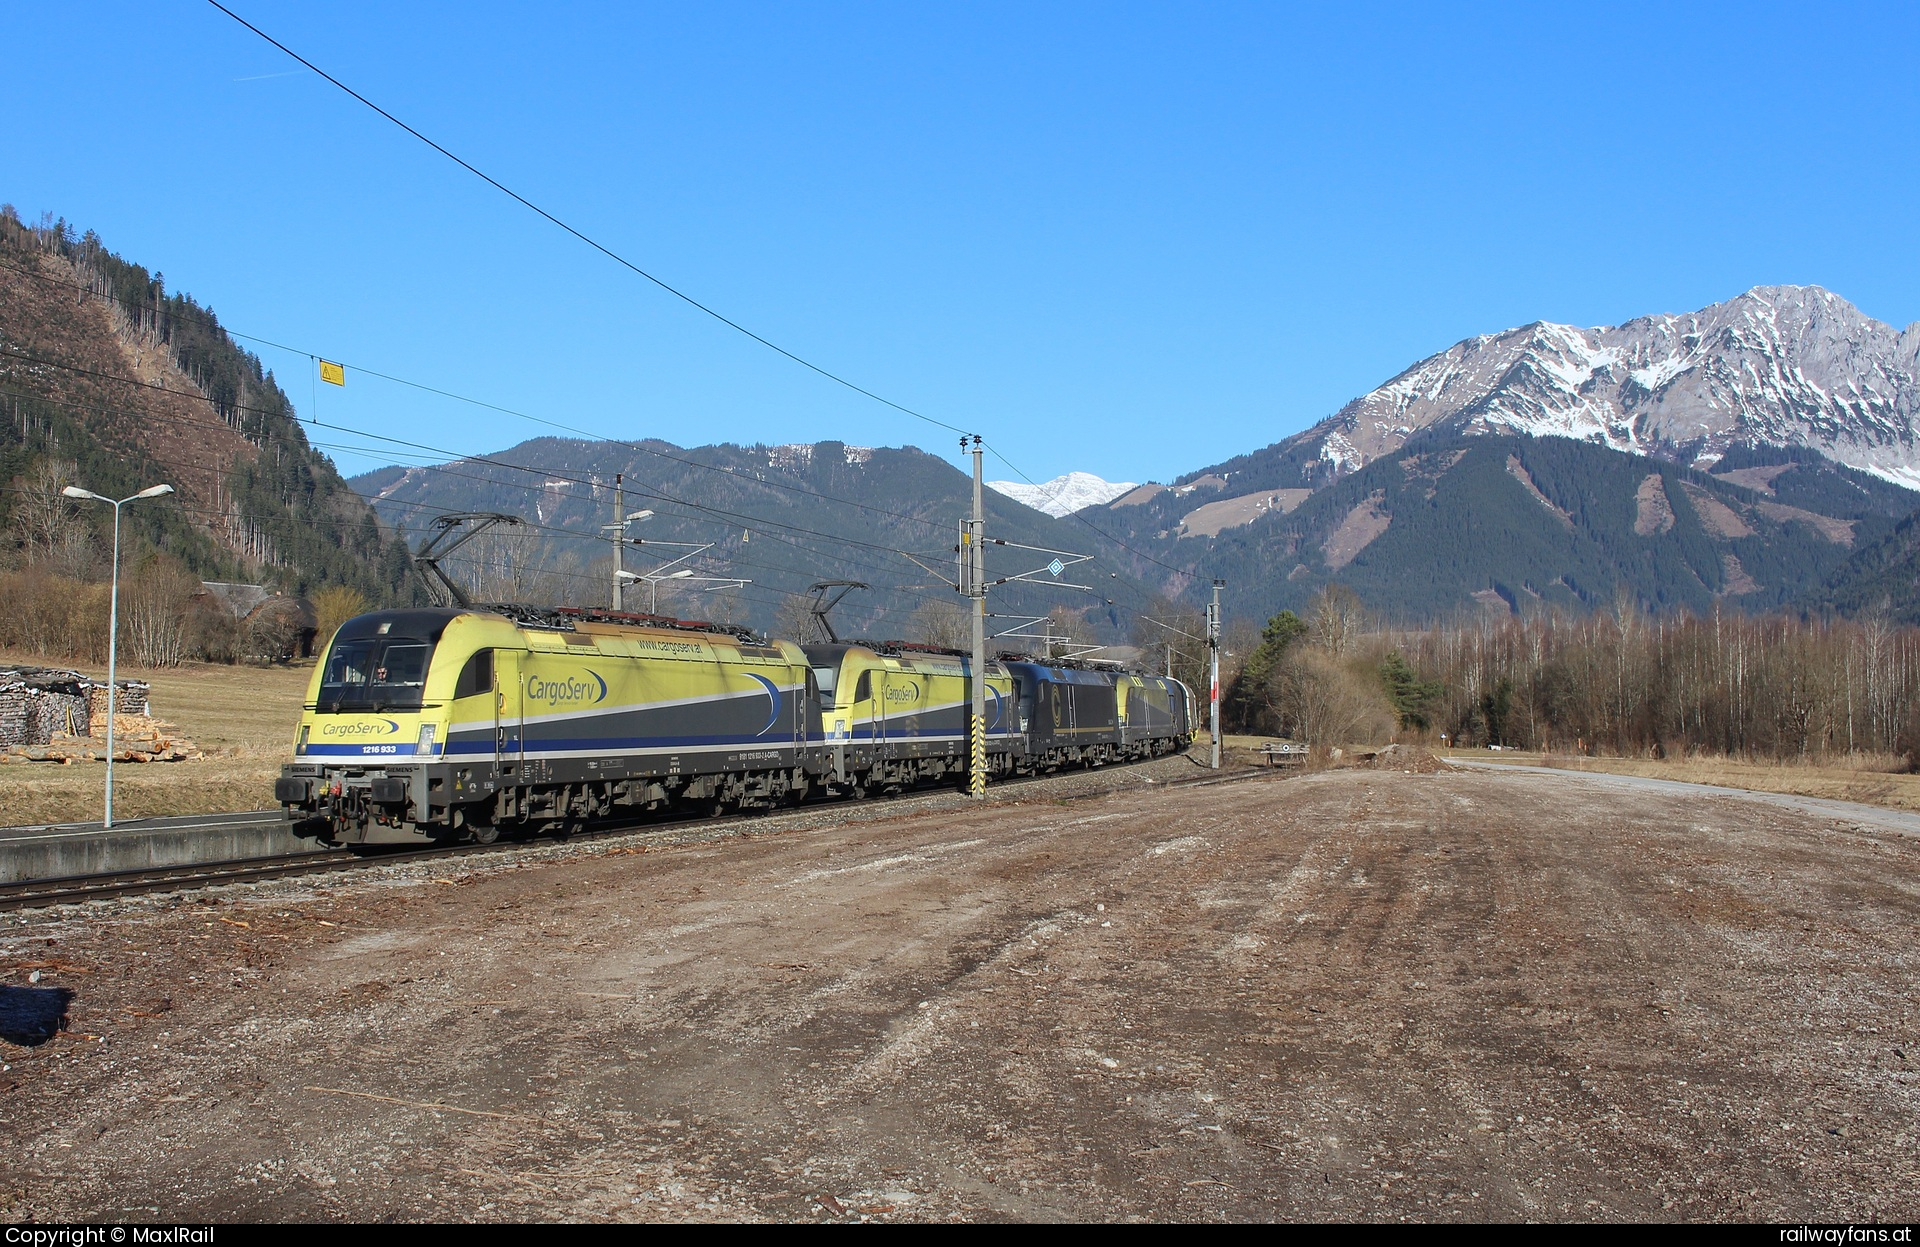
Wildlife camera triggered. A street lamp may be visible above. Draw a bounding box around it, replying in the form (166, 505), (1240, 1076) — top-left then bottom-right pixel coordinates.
(62, 482), (174, 829)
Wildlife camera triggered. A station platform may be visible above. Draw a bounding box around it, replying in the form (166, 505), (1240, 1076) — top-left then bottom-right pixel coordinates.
(0, 809), (337, 884)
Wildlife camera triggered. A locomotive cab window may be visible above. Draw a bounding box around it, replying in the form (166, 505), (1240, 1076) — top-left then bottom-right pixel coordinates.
(812, 666), (838, 697)
(853, 671), (872, 703)
(318, 639), (433, 712)
(454, 648), (495, 699)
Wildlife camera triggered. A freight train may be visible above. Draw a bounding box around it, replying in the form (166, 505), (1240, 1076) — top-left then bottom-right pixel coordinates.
(275, 604), (1194, 845)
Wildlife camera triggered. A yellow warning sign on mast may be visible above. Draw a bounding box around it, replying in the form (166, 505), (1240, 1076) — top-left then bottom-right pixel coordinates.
(318, 359), (345, 386)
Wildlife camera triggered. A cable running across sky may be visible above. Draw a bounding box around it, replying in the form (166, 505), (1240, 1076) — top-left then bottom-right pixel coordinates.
(206, 0), (975, 441)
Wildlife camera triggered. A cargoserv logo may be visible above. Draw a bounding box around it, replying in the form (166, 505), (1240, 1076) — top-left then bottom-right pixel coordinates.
(319, 719), (401, 738)
(525, 670), (608, 706)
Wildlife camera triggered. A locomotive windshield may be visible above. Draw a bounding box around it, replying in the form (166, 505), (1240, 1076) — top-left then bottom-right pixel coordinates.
(316, 639), (435, 712)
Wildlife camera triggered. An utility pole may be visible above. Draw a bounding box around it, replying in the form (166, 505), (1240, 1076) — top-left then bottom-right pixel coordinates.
(611, 473), (624, 610)
(968, 435), (987, 798)
(1208, 579), (1224, 769)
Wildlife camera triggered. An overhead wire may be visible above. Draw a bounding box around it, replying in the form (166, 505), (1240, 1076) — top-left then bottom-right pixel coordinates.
(0, 344), (960, 572)
(9, 72), (1194, 597)
(982, 440), (1187, 578)
(206, 0), (975, 441)
(0, 255), (954, 534)
(7, 242), (1178, 600)
(0, 379), (957, 607)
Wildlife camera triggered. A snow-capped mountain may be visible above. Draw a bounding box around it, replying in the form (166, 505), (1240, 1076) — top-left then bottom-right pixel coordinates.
(987, 471), (1139, 517)
(1296, 286), (1920, 489)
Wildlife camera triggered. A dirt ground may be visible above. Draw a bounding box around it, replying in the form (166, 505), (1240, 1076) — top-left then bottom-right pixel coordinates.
(2, 760), (1916, 1223)
(1465, 749), (1920, 816)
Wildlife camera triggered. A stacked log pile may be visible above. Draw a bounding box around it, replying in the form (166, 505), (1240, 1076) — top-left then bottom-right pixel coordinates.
(0, 667), (196, 764)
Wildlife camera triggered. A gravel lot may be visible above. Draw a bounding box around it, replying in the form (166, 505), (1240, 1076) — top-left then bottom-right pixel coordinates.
(2, 759), (1916, 1222)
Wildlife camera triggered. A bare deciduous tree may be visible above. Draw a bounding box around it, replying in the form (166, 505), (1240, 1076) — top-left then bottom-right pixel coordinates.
(122, 556), (198, 667)
(311, 585), (370, 652)
(909, 598), (970, 650)
(1270, 648), (1396, 746)
(8, 458), (92, 573)
(1307, 584), (1368, 655)
(772, 594), (828, 644)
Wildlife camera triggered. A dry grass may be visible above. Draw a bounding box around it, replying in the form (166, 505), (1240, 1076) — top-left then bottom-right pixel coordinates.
(1462, 748), (1920, 814)
(0, 650), (310, 826)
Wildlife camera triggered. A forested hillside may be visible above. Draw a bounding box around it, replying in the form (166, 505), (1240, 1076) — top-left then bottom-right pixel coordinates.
(0, 207), (423, 664)
(1079, 435), (1915, 623)
(353, 436), (1162, 642)
(0, 207), (419, 600)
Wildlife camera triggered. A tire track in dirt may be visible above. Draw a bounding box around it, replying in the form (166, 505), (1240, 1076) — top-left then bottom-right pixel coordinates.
(4, 766), (1917, 1221)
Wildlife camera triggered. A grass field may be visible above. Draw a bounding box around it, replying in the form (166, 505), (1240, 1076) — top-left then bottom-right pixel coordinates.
(0, 652), (310, 826)
(7, 670), (1916, 826)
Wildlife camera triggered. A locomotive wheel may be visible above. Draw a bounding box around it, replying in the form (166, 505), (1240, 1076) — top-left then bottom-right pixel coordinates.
(469, 822), (500, 846)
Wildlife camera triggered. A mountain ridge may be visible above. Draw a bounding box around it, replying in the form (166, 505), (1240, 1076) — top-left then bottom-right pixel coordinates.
(986, 471), (1138, 517)
(1184, 285), (1920, 500)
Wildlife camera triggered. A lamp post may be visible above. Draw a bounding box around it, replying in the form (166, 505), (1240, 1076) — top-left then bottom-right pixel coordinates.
(62, 483), (174, 828)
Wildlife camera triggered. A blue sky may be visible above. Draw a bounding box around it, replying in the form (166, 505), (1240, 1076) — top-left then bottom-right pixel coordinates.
(10, 1), (1918, 487)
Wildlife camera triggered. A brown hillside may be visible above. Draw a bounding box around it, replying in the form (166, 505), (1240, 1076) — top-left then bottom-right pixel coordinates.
(0, 246), (262, 557)
(1, 211), (418, 604)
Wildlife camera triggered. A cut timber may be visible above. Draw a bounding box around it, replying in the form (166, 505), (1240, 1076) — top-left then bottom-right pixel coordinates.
(6, 715), (202, 763)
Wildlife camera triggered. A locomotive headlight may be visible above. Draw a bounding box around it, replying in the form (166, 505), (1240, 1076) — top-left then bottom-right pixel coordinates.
(295, 725), (310, 756)
(416, 724), (438, 755)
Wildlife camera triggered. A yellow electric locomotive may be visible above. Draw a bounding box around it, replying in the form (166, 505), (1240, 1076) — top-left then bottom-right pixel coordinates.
(280, 605), (1195, 845)
(802, 640), (1018, 794)
(277, 605), (820, 844)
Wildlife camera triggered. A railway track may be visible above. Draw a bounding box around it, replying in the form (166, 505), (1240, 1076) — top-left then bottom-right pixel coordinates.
(0, 762), (1284, 913)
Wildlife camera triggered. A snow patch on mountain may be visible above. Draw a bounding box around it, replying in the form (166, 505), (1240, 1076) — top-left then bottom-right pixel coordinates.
(988, 472), (1139, 517)
(1289, 285), (1920, 490)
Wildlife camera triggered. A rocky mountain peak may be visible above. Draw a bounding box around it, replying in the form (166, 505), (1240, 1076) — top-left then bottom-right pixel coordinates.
(987, 471), (1139, 517)
(1298, 285), (1920, 488)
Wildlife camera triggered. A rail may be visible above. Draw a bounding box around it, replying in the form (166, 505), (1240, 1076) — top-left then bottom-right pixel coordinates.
(0, 760), (1288, 912)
